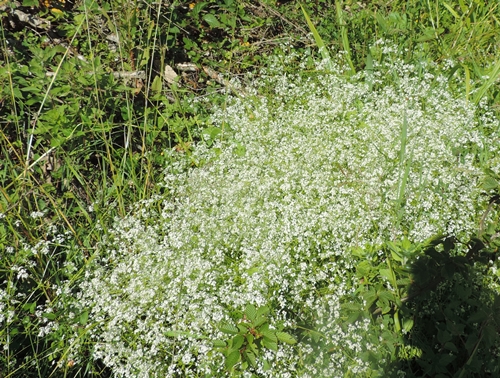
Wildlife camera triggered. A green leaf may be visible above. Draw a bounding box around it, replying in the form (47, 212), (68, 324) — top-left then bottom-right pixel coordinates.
(244, 350), (257, 367)
(402, 318), (414, 333)
(443, 341), (458, 353)
(225, 349), (240, 370)
(79, 310), (89, 326)
(213, 340), (227, 348)
(238, 323), (250, 333)
(43, 312), (57, 320)
(390, 249), (404, 262)
(151, 76), (162, 93)
(473, 59), (500, 105)
(363, 288), (378, 309)
(483, 176), (499, 190)
(276, 331), (297, 345)
(245, 304), (257, 322)
(401, 237), (412, 251)
(261, 330), (277, 343)
(254, 316), (268, 328)
(379, 268), (394, 283)
(220, 324), (239, 334)
(232, 334), (245, 350)
(356, 260), (372, 277)
(246, 333), (254, 345)
(262, 338), (278, 351)
(203, 14), (221, 28)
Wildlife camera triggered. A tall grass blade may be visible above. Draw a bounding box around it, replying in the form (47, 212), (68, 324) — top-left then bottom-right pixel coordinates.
(335, 0), (355, 74)
(473, 59), (500, 105)
(300, 4), (334, 71)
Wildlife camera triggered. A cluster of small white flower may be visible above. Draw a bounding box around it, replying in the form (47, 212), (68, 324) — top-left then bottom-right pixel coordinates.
(77, 55), (498, 376)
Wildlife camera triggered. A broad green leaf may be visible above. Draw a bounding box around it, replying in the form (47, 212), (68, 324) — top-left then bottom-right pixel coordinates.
(390, 249), (404, 262)
(261, 330), (277, 343)
(255, 305), (269, 318)
(402, 318), (414, 333)
(244, 350), (257, 367)
(43, 312), (57, 320)
(254, 316), (267, 328)
(245, 304), (257, 322)
(378, 290), (396, 302)
(401, 237), (412, 251)
(213, 340), (227, 348)
(379, 268), (394, 282)
(483, 176), (499, 190)
(246, 333), (254, 345)
(262, 338), (278, 351)
(276, 331), (297, 345)
(151, 76), (162, 93)
(79, 310), (89, 326)
(363, 289), (378, 309)
(443, 341), (458, 353)
(220, 324), (239, 334)
(238, 323), (250, 333)
(203, 14), (221, 28)
(232, 334), (245, 350)
(356, 260), (372, 277)
(225, 349), (240, 370)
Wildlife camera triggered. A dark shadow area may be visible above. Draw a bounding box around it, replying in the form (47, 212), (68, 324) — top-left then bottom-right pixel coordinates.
(389, 238), (500, 377)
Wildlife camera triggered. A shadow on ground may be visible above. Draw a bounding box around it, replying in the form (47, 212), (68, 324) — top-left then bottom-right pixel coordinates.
(389, 238), (500, 377)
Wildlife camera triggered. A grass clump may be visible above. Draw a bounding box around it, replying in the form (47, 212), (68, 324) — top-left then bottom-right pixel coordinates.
(71, 52), (499, 376)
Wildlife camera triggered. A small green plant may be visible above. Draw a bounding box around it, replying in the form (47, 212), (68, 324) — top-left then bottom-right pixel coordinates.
(216, 304), (296, 373)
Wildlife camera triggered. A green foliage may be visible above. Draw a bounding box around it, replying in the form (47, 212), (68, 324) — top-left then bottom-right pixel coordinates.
(216, 304), (296, 373)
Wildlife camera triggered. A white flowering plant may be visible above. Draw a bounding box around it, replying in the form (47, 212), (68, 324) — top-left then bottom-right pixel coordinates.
(69, 48), (500, 377)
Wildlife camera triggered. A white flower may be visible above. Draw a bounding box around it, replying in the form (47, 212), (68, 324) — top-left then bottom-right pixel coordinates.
(77, 51), (499, 377)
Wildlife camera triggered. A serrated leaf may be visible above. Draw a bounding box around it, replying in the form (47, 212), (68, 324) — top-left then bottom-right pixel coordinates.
(220, 324), (239, 334)
(256, 305), (270, 318)
(341, 302), (362, 312)
(356, 260), (372, 277)
(262, 338), (278, 351)
(213, 340), (227, 348)
(379, 268), (394, 282)
(378, 290), (396, 302)
(276, 331), (296, 345)
(231, 334), (245, 350)
(225, 349), (240, 370)
(261, 330), (277, 343)
(363, 289), (378, 309)
(254, 316), (267, 328)
(238, 324), (250, 333)
(247, 340), (259, 355)
(390, 249), (404, 262)
(245, 304), (257, 322)
(244, 350), (257, 366)
(203, 13), (221, 28)
(246, 333), (254, 345)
